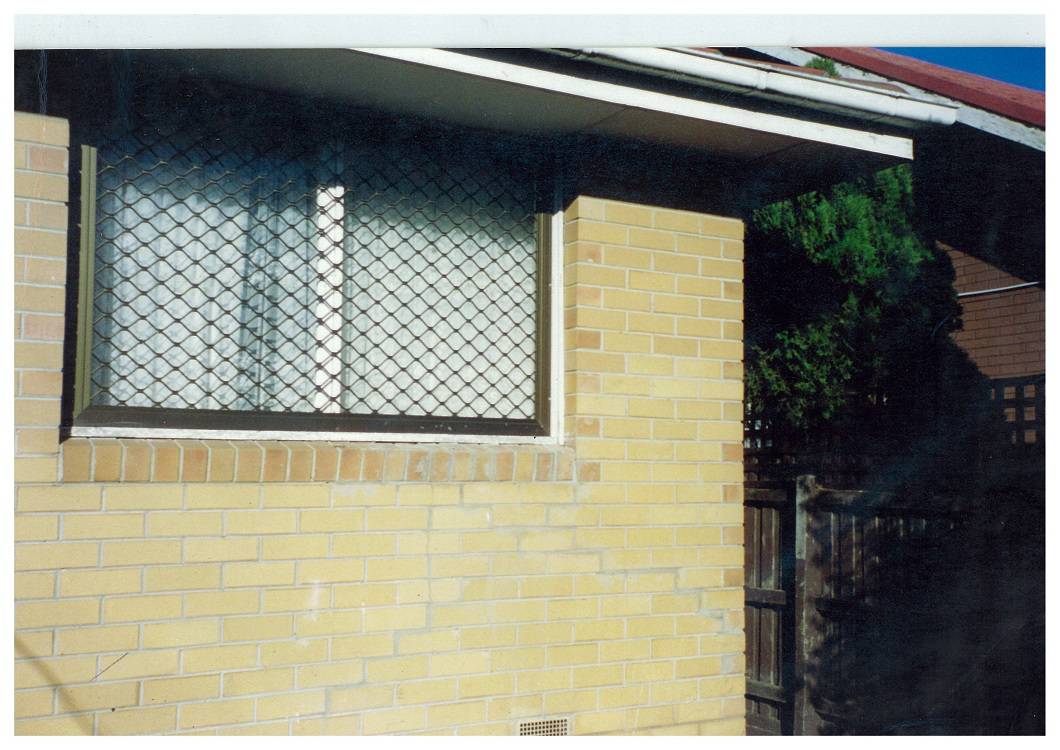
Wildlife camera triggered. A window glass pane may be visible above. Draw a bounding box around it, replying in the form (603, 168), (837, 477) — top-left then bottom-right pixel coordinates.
(88, 83), (543, 423)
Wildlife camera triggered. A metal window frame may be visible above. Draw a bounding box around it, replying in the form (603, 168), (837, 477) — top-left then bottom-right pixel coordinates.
(70, 144), (559, 441)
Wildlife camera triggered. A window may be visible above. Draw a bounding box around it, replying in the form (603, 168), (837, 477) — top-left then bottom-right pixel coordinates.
(71, 78), (555, 438)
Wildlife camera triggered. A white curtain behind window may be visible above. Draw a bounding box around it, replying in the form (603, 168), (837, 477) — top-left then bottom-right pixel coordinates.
(90, 107), (539, 421)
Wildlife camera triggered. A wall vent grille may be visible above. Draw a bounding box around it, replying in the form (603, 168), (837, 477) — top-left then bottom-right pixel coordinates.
(518, 718), (569, 736)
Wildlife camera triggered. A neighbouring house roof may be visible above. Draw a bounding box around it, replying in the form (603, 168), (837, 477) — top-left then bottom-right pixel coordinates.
(802, 47), (1044, 129)
(741, 46), (1043, 151)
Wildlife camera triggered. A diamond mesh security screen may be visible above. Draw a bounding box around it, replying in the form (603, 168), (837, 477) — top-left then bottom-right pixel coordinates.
(80, 82), (550, 433)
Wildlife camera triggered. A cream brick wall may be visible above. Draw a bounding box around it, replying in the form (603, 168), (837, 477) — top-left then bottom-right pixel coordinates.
(13, 111), (745, 736)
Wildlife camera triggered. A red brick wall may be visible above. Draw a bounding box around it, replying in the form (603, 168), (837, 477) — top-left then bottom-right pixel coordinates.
(944, 244), (1044, 380)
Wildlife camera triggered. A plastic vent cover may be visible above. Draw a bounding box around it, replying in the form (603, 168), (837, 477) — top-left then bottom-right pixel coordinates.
(518, 718), (569, 736)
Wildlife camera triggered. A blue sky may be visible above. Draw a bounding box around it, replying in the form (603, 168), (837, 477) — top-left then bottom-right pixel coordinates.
(880, 48), (1045, 91)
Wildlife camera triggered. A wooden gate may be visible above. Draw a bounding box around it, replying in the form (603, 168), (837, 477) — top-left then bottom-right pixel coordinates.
(792, 477), (965, 734)
(744, 471), (965, 735)
(743, 480), (796, 734)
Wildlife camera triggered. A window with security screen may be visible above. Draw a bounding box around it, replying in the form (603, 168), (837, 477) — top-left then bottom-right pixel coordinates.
(72, 77), (554, 437)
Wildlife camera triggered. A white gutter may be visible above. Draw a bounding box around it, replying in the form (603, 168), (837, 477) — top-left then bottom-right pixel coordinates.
(957, 281), (1041, 298)
(565, 47), (958, 127)
(355, 48), (914, 159)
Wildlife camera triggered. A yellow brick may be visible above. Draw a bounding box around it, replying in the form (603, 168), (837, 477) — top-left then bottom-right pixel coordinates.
(299, 509), (364, 532)
(568, 219), (629, 247)
(143, 564), (220, 592)
(675, 656), (724, 678)
(517, 668), (571, 693)
(332, 633), (394, 660)
(548, 643), (599, 666)
(186, 484), (259, 509)
(16, 599), (98, 629)
(15, 633), (54, 665)
(333, 583), (398, 608)
(64, 513), (144, 540)
(143, 673), (219, 703)
(700, 257), (744, 280)
(394, 631), (459, 657)
(148, 511), (222, 537)
(599, 684), (651, 709)
(95, 650), (180, 680)
(261, 535), (329, 560)
(599, 639), (652, 662)
(573, 663), (624, 688)
(262, 483), (330, 508)
(142, 620), (218, 648)
(185, 590), (259, 617)
(223, 510), (295, 535)
(654, 208), (701, 233)
(98, 707), (177, 735)
(14, 456), (59, 482)
(104, 593), (181, 622)
(458, 626), (516, 651)
(518, 622), (571, 645)
(218, 563), (291, 590)
(15, 715), (90, 736)
(185, 537), (258, 563)
(57, 680), (139, 712)
(13, 283), (64, 313)
(627, 660), (673, 683)
(223, 614), (292, 643)
(298, 660), (365, 688)
(653, 679), (699, 704)
(574, 619), (626, 642)
(57, 625), (138, 655)
(257, 690), (326, 721)
(428, 700), (487, 727)
(365, 654), (429, 683)
(332, 483), (398, 506)
(15, 515), (58, 542)
(365, 556), (427, 581)
(602, 201), (653, 226)
(101, 540), (179, 566)
(261, 638), (328, 666)
(15, 655), (96, 689)
(97, 484), (180, 512)
(14, 688), (54, 719)
(172, 644), (255, 675)
(223, 668), (293, 697)
(18, 485), (101, 512)
(551, 597), (602, 622)
(293, 611), (362, 638)
(17, 427), (60, 454)
(179, 698), (254, 729)
(363, 705), (426, 735)
(15, 571), (55, 599)
(628, 227), (675, 251)
(296, 558), (365, 584)
(15, 113), (70, 145)
(365, 508), (429, 531)
(365, 605), (427, 632)
(544, 689), (598, 715)
(292, 715), (362, 735)
(487, 647), (543, 673)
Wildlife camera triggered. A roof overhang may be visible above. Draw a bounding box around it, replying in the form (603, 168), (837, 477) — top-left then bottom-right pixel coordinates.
(155, 48), (939, 180)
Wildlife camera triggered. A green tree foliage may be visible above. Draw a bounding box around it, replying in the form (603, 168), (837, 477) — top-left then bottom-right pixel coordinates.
(745, 164), (961, 433)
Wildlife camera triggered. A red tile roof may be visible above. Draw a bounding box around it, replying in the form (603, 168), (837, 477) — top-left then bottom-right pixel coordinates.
(803, 47), (1044, 128)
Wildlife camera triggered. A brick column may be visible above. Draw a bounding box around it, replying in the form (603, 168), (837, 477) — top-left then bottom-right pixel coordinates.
(14, 112), (78, 730)
(563, 196), (746, 734)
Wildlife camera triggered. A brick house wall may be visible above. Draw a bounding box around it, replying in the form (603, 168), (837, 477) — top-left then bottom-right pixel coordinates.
(14, 111), (746, 735)
(944, 243), (1044, 380)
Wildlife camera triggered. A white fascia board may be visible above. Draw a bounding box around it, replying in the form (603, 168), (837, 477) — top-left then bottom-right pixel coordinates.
(749, 46), (1044, 152)
(353, 48), (914, 160)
